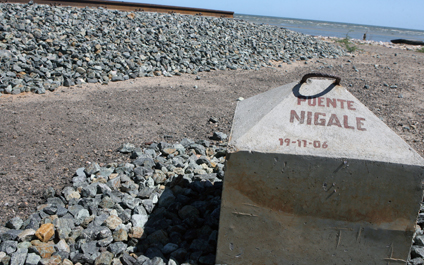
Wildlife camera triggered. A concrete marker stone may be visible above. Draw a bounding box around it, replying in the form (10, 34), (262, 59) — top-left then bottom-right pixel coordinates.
(217, 77), (424, 265)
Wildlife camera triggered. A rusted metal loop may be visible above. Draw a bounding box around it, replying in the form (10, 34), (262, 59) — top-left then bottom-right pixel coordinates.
(300, 73), (341, 86)
(294, 72), (340, 99)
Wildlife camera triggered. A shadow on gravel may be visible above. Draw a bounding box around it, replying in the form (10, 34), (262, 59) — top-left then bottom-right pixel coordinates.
(133, 178), (222, 265)
(117, 140), (225, 265)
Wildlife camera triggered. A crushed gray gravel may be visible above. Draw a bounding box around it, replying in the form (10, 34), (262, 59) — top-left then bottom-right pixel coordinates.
(0, 2), (346, 95)
(0, 139), (226, 265)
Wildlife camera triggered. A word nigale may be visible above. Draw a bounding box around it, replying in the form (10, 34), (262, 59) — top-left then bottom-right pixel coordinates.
(290, 110), (366, 131)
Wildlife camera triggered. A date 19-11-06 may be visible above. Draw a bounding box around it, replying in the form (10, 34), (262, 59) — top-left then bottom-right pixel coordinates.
(279, 138), (328, 149)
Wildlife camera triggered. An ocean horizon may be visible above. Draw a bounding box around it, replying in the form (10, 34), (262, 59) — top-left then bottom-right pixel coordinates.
(235, 14), (424, 43)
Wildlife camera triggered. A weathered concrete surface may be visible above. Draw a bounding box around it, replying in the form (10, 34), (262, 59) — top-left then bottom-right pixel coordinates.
(216, 78), (424, 265)
(229, 79), (423, 165)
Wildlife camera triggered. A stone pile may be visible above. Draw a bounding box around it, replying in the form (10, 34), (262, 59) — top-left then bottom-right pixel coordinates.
(0, 2), (346, 95)
(0, 137), (227, 265)
(410, 210), (424, 265)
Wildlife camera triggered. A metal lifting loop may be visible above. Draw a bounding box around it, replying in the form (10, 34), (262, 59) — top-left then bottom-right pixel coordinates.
(300, 73), (341, 86)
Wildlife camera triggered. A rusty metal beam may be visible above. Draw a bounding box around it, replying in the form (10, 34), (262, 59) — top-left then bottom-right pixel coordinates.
(0, 0), (234, 18)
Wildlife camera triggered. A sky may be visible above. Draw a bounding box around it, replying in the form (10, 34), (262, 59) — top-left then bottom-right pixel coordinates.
(125, 0), (424, 31)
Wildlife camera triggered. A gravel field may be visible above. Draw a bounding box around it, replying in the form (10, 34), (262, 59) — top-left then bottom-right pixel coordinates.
(1, 2), (424, 265)
(0, 2), (345, 95)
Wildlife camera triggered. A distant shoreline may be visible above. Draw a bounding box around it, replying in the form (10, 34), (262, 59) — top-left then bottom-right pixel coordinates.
(317, 36), (424, 51)
(235, 13), (424, 33)
(236, 14), (424, 43)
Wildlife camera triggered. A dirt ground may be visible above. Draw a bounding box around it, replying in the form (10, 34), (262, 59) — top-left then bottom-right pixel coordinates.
(1, 42), (424, 226)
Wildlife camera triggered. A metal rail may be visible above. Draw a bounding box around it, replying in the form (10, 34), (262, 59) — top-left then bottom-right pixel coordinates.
(0, 0), (234, 18)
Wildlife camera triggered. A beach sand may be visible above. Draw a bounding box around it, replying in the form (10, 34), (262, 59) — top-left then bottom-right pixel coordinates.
(0, 40), (424, 225)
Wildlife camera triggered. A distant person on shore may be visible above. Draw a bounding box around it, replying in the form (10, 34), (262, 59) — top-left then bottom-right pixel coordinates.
(363, 33), (367, 40)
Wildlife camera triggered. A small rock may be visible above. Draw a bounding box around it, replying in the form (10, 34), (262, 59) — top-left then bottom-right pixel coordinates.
(112, 229), (128, 242)
(162, 243), (179, 255)
(131, 214), (148, 228)
(53, 218), (75, 232)
(410, 257), (424, 265)
(40, 254), (61, 265)
(111, 75), (125, 82)
(46, 197), (64, 207)
(145, 248), (165, 261)
(0, 241), (17, 255)
(75, 67), (86, 74)
(141, 200), (155, 214)
(85, 163), (101, 175)
(105, 215), (123, 230)
(170, 248), (187, 263)
(81, 184), (98, 198)
(43, 206), (57, 215)
(412, 246), (424, 259)
(0, 229), (21, 241)
(99, 197), (116, 209)
(35, 224), (55, 243)
(25, 253), (41, 265)
(17, 242), (31, 249)
(120, 252), (136, 265)
(13, 65), (22, 72)
(62, 187), (80, 201)
(17, 229), (36, 242)
(198, 254), (215, 265)
(158, 189), (175, 208)
(29, 241), (55, 259)
(63, 78), (75, 87)
(111, 258), (122, 265)
(94, 251), (113, 265)
(416, 235), (424, 246)
(62, 258), (73, 265)
(179, 205), (200, 219)
(6, 217), (23, 230)
(75, 167), (86, 177)
(80, 241), (99, 257)
(135, 255), (149, 265)
(212, 132), (227, 141)
(121, 194), (136, 209)
(128, 227), (144, 239)
(147, 230), (169, 245)
(161, 147), (177, 156)
(107, 242), (127, 256)
(119, 143), (135, 153)
(209, 117), (218, 123)
(55, 239), (70, 253)
(0, 252), (11, 265)
(10, 248), (27, 265)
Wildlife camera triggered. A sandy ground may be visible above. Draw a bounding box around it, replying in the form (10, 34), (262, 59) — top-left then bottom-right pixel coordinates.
(1, 41), (424, 225)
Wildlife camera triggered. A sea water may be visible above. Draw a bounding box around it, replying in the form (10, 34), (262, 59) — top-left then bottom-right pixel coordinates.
(235, 14), (424, 43)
